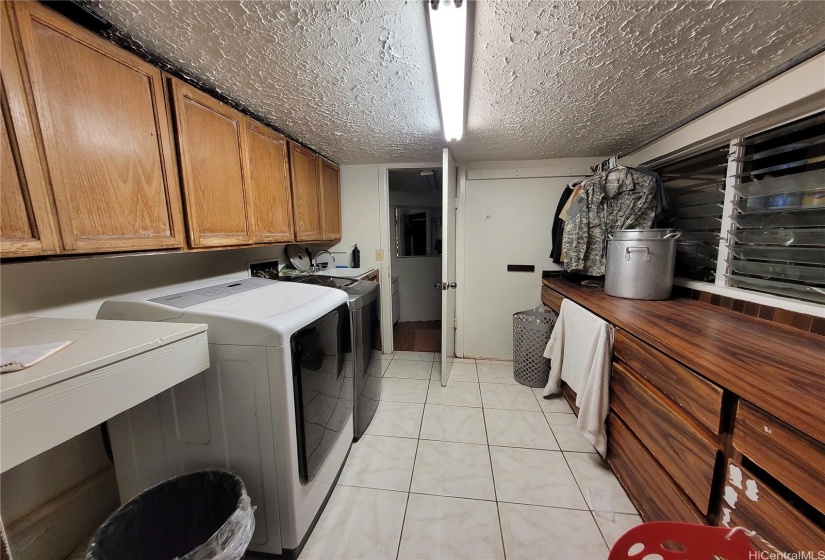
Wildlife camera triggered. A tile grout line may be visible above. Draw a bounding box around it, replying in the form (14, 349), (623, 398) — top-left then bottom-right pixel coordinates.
(394, 382), (429, 560)
(533, 388), (565, 450)
(589, 509), (614, 553)
(547, 390), (615, 553)
(478, 362), (509, 560)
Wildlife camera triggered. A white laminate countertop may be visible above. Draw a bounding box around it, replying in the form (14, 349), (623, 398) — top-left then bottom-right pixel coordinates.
(0, 316), (209, 472)
(316, 267), (375, 279)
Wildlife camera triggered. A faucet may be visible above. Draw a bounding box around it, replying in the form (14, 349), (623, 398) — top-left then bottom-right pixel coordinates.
(309, 250), (335, 273)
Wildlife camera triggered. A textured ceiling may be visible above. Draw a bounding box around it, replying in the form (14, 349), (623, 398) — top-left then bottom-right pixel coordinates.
(90, 0), (825, 164)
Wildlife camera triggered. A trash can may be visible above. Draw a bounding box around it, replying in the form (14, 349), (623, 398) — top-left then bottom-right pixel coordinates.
(513, 305), (557, 388)
(87, 470), (255, 560)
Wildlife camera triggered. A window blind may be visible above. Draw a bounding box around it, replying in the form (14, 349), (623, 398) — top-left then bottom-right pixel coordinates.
(726, 111), (825, 304)
(652, 147), (730, 282)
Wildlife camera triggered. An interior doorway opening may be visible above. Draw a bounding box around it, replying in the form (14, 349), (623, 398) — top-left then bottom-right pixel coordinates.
(387, 167), (443, 353)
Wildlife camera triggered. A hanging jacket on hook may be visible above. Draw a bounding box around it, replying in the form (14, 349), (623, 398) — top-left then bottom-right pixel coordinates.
(562, 168), (658, 276)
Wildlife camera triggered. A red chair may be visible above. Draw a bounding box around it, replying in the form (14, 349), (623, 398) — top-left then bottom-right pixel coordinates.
(608, 522), (758, 560)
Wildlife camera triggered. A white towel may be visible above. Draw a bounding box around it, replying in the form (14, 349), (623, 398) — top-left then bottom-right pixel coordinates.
(543, 299), (613, 457)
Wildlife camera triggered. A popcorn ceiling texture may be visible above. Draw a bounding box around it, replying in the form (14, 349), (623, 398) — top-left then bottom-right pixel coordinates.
(90, 0), (825, 164)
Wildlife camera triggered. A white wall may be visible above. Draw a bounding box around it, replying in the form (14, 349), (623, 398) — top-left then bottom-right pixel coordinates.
(328, 165), (382, 271)
(1, 246), (286, 318)
(0, 244), (286, 559)
(331, 159), (601, 355)
(389, 253), (441, 322)
(456, 159), (597, 359)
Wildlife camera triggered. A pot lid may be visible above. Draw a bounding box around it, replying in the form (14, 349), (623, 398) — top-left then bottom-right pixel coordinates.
(286, 244), (311, 272)
(610, 228), (678, 240)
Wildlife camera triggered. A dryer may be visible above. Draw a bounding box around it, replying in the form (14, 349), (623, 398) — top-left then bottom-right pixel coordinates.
(97, 277), (352, 558)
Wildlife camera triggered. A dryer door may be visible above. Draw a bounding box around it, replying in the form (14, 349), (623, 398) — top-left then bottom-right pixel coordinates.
(290, 304), (351, 483)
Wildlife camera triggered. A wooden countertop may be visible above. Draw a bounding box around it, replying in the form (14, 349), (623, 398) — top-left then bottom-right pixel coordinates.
(542, 278), (825, 444)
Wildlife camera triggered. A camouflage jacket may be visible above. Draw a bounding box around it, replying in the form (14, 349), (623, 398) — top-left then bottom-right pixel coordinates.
(562, 168), (658, 276)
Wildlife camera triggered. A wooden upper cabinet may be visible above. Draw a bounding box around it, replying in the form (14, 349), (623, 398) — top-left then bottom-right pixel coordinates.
(243, 119), (294, 243)
(12, 1), (184, 254)
(289, 142), (323, 242)
(319, 158), (341, 241)
(1, 3), (59, 258)
(170, 79), (252, 248)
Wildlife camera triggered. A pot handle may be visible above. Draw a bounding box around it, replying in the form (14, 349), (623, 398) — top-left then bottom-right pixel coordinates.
(664, 232), (682, 239)
(625, 246), (651, 262)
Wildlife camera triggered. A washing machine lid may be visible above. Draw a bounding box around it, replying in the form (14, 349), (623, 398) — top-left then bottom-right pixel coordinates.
(98, 277), (348, 347)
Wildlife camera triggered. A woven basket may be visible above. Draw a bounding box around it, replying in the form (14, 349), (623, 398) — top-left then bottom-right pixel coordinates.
(512, 305), (557, 388)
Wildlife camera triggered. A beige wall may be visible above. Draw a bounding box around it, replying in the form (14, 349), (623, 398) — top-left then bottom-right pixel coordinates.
(328, 164), (382, 271)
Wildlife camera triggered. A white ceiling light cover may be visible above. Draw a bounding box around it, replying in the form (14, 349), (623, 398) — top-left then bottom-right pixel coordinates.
(428, 0), (468, 141)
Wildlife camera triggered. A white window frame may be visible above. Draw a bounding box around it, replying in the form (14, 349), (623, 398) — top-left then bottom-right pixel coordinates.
(650, 115), (825, 318)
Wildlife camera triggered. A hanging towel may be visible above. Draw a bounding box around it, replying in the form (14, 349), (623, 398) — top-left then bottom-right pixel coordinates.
(542, 299), (613, 457)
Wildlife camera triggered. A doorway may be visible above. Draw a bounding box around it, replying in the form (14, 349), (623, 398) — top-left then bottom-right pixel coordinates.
(387, 168), (443, 354)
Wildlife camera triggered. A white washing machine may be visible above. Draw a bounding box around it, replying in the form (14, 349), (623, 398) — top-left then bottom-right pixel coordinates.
(97, 277), (353, 558)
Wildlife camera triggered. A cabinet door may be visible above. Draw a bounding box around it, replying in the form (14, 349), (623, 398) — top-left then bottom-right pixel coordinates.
(1, 3), (59, 257)
(171, 79), (252, 247)
(319, 158), (341, 241)
(243, 120), (294, 243)
(13, 1), (184, 253)
(289, 142), (323, 242)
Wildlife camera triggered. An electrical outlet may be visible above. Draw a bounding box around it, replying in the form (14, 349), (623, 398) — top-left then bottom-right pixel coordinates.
(375, 249), (384, 261)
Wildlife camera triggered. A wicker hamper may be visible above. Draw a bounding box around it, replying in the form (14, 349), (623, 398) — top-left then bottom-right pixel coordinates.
(512, 305), (557, 388)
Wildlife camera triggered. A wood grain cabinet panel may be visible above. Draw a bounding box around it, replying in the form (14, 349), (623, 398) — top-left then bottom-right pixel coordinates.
(1, 3), (59, 258)
(723, 461), (825, 554)
(541, 285), (563, 313)
(607, 413), (706, 525)
(614, 328), (724, 435)
(611, 361), (718, 513)
(243, 119), (293, 243)
(542, 278), (824, 444)
(12, 1), (184, 254)
(733, 401), (825, 513)
(319, 158), (341, 241)
(171, 79), (252, 247)
(289, 142), (323, 242)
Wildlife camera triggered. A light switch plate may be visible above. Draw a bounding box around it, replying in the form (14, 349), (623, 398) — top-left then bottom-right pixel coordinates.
(375, 249), (384, 261)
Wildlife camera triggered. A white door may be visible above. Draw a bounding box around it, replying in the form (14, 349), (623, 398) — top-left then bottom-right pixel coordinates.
(462, 175), (574, 358)
(441, 149), (457, 386)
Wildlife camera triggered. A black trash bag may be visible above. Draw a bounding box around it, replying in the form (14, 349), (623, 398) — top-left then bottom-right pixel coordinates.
(87, 470), (254, 560)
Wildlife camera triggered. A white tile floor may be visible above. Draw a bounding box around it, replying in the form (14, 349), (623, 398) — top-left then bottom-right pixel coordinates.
(299, 354), (642, 560)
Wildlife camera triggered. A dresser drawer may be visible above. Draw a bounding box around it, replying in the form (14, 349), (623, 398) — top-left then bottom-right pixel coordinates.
(613, 329), (723, 435)
(611, 361), (719, 513)
(541, 285), (563, 313)
(607, 413), (706, 524)
(723, 461), (825, 553)
(733, 401), (825, 513)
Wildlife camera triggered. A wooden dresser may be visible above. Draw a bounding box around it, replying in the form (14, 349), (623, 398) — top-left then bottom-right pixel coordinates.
(541, 277), (824, 553)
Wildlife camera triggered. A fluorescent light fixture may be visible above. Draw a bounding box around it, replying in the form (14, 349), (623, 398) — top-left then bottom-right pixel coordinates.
(428, 0), (467, 141)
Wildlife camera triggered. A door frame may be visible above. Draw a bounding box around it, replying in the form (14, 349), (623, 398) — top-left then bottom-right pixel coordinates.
(377, 162), (442, 354)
